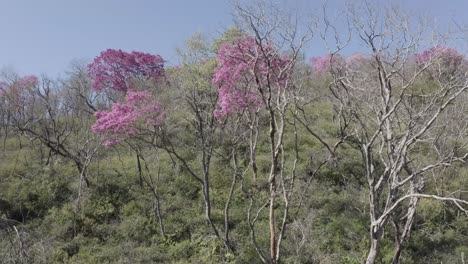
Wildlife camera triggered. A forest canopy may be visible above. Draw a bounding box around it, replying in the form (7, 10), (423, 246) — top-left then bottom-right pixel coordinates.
(0, 1), (467, 264)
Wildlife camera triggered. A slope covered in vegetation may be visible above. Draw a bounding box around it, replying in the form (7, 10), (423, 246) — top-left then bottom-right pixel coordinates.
(0, 2), (467, 264)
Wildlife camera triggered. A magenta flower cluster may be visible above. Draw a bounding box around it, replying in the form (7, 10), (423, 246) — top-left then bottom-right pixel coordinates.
(92, 91), (163, 146)
(88, 49), (166, 146)
(212, 36), (290, 119)
(88, 49), (164, 92)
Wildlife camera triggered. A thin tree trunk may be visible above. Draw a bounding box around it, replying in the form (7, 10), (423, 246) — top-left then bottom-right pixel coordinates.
(73, 164), (87, 237)
(203, 179), (220, 239)
(392, 244), (403, 264)
(269, 182), (277, 264)
(2, 125), (8, 153)
(136, 154), (143, 187)
(364, 144), (380, 264)
(268, 110), (279, 263)
(366, 189), (381, 264)
(139, 152), (167, 240)
(152, 187), (167, 240)
(224, 152), (238, 253)
(366, 234), (379, 264)
(392, 176), (419, 264)
(75, 161), (90, 187)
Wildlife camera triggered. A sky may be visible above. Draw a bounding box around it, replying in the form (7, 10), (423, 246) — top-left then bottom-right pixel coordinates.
(0, 0), (467, 77)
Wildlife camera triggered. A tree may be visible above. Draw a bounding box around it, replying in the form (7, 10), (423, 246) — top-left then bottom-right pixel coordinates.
(0, 72), (100, 190)
(88, 48), (169, 239)
(321, 3), (468, 263)
(214, 2), (313, 261)
(88, 49), (164, 93)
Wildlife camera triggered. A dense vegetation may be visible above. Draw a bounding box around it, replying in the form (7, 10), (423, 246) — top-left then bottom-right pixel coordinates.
(0, 2), (467, 264)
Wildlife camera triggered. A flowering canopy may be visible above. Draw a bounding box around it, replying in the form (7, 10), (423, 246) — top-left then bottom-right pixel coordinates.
(16, 75), (39, 88)
(91, 91), (163, 146)
(414, 46), (466, 78)
(88, 49), (166, 146)
(310, 54), (336, 73)
(0, 75), (38, 94)
(88, 49), (165, 92)
(0, 75), (38, 108)
(212, 36), (290, 119)
(415, 46), (464, 66)
(310, 53), (369, 74)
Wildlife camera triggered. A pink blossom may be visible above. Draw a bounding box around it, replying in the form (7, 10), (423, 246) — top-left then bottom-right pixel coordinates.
(16, 75), (38, 88)
(125, 91), (150, 103)
(88, 49), (167, 146)
(213, 36), (291, 119)
(415, 46), (464, 66)
(88, 49), (165, 92)
(92, 91), (164, 146)
(310, 54), (334, 73)
(0, 75), (38, 108)
(310, 54), (350, 74)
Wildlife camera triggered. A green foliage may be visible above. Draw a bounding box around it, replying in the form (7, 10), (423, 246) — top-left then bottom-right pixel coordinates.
(1, 28), (467, 264)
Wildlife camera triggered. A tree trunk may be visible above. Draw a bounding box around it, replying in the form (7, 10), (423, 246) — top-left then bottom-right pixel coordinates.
(136, 154), (143, 187)
(391, 243), (403, 264)
(366, 235), (379, 264)
(202, 179), (220, 239)
(391, 184), (418, 264)
(224, 155), (237, 253)
(75, 160), (90, 187)
(153, 192), (166, 240)
(269, 181), (277, 264)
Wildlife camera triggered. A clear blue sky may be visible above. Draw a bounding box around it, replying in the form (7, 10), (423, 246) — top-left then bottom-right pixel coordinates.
(0, 0), (466, 77)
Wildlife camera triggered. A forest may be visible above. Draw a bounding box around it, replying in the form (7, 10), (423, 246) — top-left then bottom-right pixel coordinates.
(0, 1), (467, 264)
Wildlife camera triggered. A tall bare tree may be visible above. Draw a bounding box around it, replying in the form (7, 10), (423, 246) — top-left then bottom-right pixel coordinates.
(322, 3), (468, 263)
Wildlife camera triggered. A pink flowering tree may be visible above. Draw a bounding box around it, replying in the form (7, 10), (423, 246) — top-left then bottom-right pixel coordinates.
(0, 75), (40, 142)
(0, 75), (38, 113)
(213, 32), (303, 263)
(213, 36), (290, 119)
(213, 3), (317, 259)
(310, 54), (337, 74)
(92, 91), (163, 146)
(415, 45), (466, 78)
(88, 49), (164, 93)
(415, 46), (464, 66)
(310, 53), (369, 75)
(88, 49), (168, 238)
(88, 49), (166, 145)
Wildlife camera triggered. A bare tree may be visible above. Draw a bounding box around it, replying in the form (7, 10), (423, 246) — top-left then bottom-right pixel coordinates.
(0, 70), (101, 235)
(322, 3), (468, 263)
